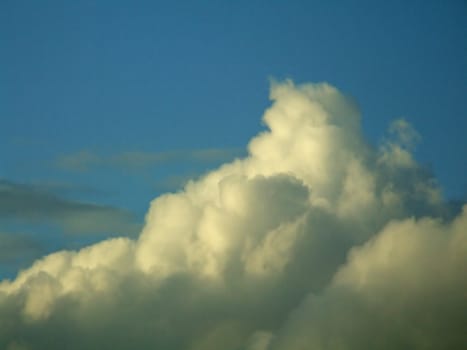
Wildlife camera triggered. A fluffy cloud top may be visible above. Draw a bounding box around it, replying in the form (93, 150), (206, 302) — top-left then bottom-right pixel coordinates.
(0, 81), (465, 350)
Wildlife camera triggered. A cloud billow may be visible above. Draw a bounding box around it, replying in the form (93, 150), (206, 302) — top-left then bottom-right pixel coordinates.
(0, 81), (465, 350)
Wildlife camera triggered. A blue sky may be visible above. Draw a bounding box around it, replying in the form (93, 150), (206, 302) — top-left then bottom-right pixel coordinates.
(1, 0), (466, 278)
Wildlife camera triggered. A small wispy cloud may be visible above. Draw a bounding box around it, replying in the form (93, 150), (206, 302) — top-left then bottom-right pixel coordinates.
(153, 172), (201, 191)
(55, 148), (245, 172)
(54, 150), (101, 172)
(0, 231), (45, 280)
(0, 231), (43, 265)
(0, 179), (141, 236)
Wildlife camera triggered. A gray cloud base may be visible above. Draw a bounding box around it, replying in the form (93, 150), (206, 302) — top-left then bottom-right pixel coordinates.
(0, 81), (465, 350)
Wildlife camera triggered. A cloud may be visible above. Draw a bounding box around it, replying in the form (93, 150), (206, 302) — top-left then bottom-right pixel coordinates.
(267, 209), (467, 350)
(55, 148), (244, 172)
(54, 151), (101, 172)
(0, 232), (43, 265)
(153, 172), (202, 191)
(0, 231), (47, 282)
(0, 81), (464, 349)
(0, 180), (140, 236)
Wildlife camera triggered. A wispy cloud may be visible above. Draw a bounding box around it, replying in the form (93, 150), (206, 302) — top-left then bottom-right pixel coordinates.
(0, 231), (43, 265)
(153, 172), (201, 191)
(55, 148), (245, 172)
(0, 231), (45, 279)
(0, 179), (141, 236)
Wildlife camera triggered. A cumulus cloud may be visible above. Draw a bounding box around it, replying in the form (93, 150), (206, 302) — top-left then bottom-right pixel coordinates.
(268, 209), (467, 350)
(0, 81), (464, 349)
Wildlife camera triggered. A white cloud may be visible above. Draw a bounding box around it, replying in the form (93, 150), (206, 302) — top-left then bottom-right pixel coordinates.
(0, 81), (464, 349)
